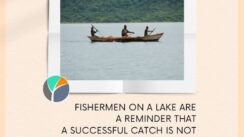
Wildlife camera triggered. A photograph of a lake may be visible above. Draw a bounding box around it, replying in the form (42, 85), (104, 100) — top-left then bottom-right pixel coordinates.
(61, 23), (184, 80)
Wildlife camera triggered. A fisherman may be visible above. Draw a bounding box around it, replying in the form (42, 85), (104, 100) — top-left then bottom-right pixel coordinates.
(144, 26), (153, 36)
(91, 25), (98, 37)
(121, 25), (134, 37)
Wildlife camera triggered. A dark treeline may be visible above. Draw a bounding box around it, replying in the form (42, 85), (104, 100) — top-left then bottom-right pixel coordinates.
(61, 0), (184, 23)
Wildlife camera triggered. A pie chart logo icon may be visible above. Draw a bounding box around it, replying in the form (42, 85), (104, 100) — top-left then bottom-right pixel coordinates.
(43, 76), (69, 102)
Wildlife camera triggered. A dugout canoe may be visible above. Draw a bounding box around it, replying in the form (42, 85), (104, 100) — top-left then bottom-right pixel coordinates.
(88, 33), (164, 42)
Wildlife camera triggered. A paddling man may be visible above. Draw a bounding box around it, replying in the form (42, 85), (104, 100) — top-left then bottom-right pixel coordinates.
(91, 25), (98, 37)
(144, 26), (153, 36)
(121, 25), (134, 37)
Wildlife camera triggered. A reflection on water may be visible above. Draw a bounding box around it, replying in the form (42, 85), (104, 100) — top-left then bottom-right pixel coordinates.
(61, 23), (184, 80)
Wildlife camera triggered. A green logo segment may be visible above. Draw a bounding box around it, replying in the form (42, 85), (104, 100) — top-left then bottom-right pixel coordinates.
(43, 76), (69, 102)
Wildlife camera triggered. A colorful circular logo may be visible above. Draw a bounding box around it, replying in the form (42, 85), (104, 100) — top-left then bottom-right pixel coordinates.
(43, 76), (69, 102)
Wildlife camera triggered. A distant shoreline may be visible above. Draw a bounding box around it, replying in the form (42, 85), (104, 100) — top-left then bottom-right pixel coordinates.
(60, 22), (184, 24)
(61, 0), (184, 23)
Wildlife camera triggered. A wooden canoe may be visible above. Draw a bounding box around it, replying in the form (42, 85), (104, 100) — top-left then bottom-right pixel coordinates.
(88, 33), (164, 42)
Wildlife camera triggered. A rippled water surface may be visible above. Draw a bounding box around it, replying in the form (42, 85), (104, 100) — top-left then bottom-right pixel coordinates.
(61, 23), (184, 80)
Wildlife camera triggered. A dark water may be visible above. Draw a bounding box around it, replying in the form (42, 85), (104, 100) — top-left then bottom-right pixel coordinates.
(61, 23), (184, 80)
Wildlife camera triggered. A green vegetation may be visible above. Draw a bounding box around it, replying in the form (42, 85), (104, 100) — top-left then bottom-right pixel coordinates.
(61, 0), (184, 23)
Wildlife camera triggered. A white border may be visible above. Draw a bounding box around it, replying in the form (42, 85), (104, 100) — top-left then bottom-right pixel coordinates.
(48, 0), (196, 93)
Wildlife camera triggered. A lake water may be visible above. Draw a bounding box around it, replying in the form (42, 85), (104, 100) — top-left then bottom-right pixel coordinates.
(61, 23), (184, 80)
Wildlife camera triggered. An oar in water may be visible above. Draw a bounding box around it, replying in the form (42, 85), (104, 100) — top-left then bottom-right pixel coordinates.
(149, 28), (156, 35)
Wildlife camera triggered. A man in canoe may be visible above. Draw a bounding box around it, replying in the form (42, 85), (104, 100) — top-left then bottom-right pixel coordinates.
(91, 25), (98, 37)
(144, 26), (154, 36)
(121, 25), (134, 37)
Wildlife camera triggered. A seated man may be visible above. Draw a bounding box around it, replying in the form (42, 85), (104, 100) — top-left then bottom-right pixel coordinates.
(91, 25), (98, 37)
(121, 25), (134, 37)
(144, 26), (153, 36)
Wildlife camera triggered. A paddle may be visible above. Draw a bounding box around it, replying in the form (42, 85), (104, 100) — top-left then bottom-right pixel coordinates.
(149, 28), (156, 35)
(91, 24), (103, 35)
(91, 24), (98, 31)
(128, 33), (134, 36)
